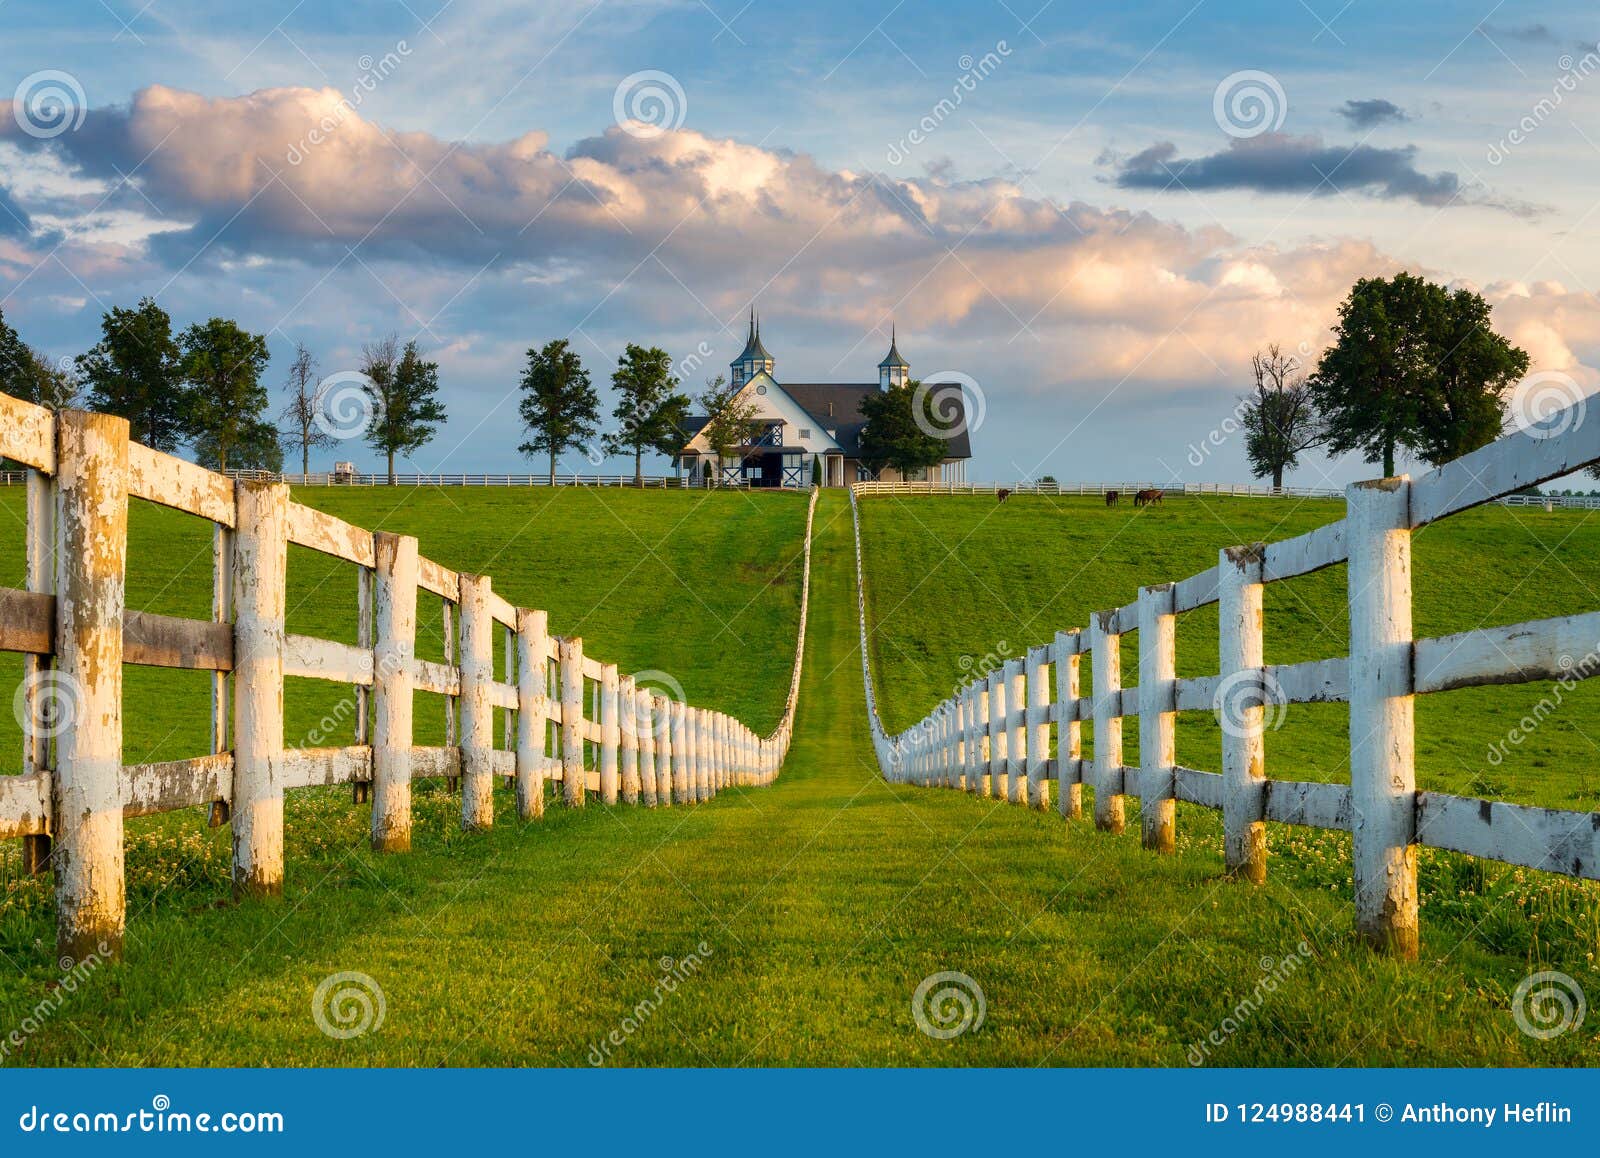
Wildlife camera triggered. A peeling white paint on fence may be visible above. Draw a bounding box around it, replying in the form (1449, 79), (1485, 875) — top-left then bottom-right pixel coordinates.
(851, 404), (1600, 960)
(0, 396), (818, 960)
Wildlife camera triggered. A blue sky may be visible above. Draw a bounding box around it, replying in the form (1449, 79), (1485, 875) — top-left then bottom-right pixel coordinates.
(2, 0), (1598, 483)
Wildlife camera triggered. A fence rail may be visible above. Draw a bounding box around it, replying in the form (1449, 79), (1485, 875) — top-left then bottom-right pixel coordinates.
(852, 408), (1600, 959)
(0, 392), (818, 960)
(851, 479), (1600, 510)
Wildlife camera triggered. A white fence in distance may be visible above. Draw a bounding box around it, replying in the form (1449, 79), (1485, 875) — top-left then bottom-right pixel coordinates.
(851, 408), (1600, 960)
(852, 479), (1600, 510)
(0, 391), (819, 961)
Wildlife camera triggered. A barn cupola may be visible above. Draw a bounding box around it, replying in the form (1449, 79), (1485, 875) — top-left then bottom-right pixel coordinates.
(730, 308), (774, 387)
(878, 325), (909, 389)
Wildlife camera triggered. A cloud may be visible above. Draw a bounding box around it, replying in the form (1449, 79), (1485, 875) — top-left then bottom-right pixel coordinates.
(1336, 99), (1409, 129)
(1481, 22), (1557, 43)
(1109, 132), (1533, 213)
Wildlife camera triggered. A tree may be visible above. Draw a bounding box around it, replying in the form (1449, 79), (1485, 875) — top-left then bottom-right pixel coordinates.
(0, 307), (31, 398)
(179, 317), (273, 473)
(1412, 287), (1528, 466)
(0, 307), (78, 412)
(1240, 344), (1324, 489)
(193, 419), (283, 472)
(516, 339), (599, 484)
(1310, 273), (1527, 476)
(279, 341), (334, 476)
(697, 374), (758, 485)
(858, 380), (948, 479)
(364, 336), (447, 484)
(75, 297), (186, 451)
(604, 344), (690, 485)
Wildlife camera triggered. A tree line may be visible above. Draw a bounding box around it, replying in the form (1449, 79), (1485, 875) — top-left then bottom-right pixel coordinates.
(1238, 273), (1532, 487)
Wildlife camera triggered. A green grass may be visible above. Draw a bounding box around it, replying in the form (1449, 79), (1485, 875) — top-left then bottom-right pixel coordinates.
(0, 489), (1597, 1066)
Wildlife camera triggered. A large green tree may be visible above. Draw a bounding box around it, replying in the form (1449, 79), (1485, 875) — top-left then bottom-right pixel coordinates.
(605, 343), (690, 485)
(1310, 273), (1527, 475)
(363, 336), (447, 484)
(0, 307), (30, 397)
(858, 380), (948, 480)
(0, 308), (77, 412)
(179, 317), (273, 472)
(517, 339), (600, 484)
(75, 297), (186, 451)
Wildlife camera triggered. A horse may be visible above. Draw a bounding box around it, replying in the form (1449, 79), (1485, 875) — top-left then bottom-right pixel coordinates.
(996, 488), (1012, 503)
(1104, 490), (1119, 507)
(1134, 488), (1164, 507)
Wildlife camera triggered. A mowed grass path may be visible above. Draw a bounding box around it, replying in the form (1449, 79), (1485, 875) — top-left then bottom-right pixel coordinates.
(1, 492), (1591, 1065)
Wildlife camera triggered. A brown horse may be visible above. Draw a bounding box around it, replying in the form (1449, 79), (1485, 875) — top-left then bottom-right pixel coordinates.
(997, 488), (1012, 503)
(1134, 488), (1164, 507)
(1104, 490), (1119, 507)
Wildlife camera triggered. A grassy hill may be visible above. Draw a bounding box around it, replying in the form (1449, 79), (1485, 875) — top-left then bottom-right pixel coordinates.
(4, 491), (1591, 1067)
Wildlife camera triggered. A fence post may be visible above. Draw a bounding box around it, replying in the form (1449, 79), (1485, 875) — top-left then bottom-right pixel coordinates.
(372, 532), (418, 852)
(1138, 584), (1177, 853)
(560, 636), (586, 807)
(515, 608), (549, 820)
(22, 467), (54, 873)
(351, 562), (369, 806)
(1090, 611), (1125, 833)
(1027, 645), (1051, 811)
(1347, 478), (1419, 959)
(973, 680), (990, 797)
(1219, 546), (1267, 882)
(52, 411), (129, 959)
(231, 479), (288, 896)
(459, 574), (495, 830)
(987, 670), (1005, 798)
(964, 684), (980, 796)
(953, 694), (966, 791)
(1054, 630), (1082, 820)
(671, 700), (691, 804)
(1006, 658), (1026, 804)
(655, 695), (674, 806)
(635, 687), (657, 806)
(619, 674), (639, 803)
(599, 663), (620, 805)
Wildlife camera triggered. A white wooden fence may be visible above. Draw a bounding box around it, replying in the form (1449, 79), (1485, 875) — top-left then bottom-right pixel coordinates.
(852, 478), (1600, 510)
(852, 409), (1600, 959)
(0, 394), (818, 961)
(221, 471), (700, 488)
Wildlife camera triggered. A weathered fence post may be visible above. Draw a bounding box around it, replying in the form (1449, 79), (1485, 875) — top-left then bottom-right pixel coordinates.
(1138, 584), (1177, 853)
(52, 411), (129, 959)
(672, 700), (692, 804)
(1347, 478), (1419, 959)
(619, 674), (639, 803)
(655, 695), (674, 806)
(974, 680), (991, 797)
(22, 467), (54, 873)
(636, 688), (657, 805)
(232, 479), (289, 896)
(1054, 630), (1082, 820)
(372, 531), (418, 852)
(1006, 659), (1026, 803)
(459, 574), (495, 830)
(351, 562), (369, 805)
(1027, 645), (1051, 811)
(986, 670), (1005, 798)
(1219, 546), (1267, 882)
(515, 608), (549, 820)
(1090, 611), (1125, 833)
(599, 663), (620, 805)
(560, 636), (586, 807)
(965, 683), (981, 796)
(953, 693), (967, 792)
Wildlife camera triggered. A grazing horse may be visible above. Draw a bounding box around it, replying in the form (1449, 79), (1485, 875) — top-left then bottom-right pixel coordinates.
(996, 488), (1012, 503)
(1134, 488), (1164, 507)
(1104, 490), (1119, 507)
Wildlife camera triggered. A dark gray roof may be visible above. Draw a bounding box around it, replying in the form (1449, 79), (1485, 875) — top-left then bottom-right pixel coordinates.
(678, 380), (972, 460)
